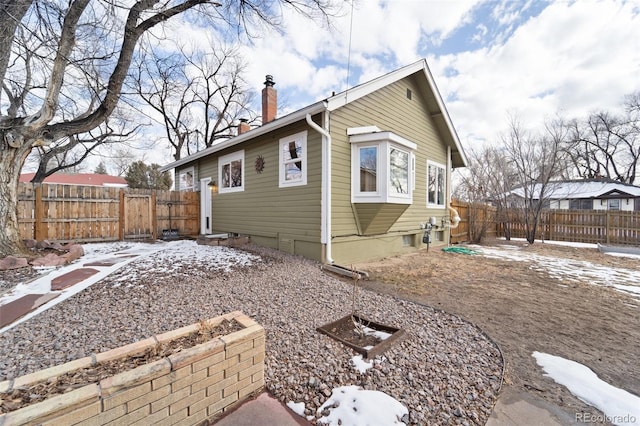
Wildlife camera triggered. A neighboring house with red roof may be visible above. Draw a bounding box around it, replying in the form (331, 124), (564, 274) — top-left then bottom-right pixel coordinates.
(20, 173), (128, 188)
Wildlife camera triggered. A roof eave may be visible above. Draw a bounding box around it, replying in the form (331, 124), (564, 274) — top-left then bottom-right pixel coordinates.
(161, 101), (327, 172)
(326, 59), (467, 168)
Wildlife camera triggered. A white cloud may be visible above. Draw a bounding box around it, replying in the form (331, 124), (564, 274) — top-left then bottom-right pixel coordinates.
(435, 0), (640, 149)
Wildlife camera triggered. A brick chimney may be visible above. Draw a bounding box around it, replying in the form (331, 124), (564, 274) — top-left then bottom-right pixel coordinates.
(262, 75), (277, 124)
(237, 118), (250, 135)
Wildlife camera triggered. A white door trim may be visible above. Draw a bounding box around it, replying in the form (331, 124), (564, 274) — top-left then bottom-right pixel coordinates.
(200, 178), (212, 235)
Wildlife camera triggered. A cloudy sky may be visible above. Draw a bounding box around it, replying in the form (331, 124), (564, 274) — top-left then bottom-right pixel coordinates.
(122, 0), (640, 169)
(226, 0), (639, 155)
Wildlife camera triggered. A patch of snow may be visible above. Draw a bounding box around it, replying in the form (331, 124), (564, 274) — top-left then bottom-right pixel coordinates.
(362, 325), (392, 340)
(351, 355), (373, 374)
(0, 240), (261, 333)
(533, 352), (640, 426)
(286, 401), (306, 417)
(498, 238), (598, 249)
(612, 284), (640, 297)
(476, 245), (640, 299)
(605, 252), (640, 260)
(318, 385), (408, 425)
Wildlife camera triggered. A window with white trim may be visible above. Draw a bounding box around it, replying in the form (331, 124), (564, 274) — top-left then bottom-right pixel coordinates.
(350, 130), (416, 204)
(279, 131), (307, 187)
(427, 161), (446, 208)
(218, 150), (244, 193)
(177, 167), (195, 191)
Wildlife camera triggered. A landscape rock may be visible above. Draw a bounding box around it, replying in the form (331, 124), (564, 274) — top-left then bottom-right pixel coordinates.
(29, 252), (67, 267)
(35, 240), (52, 250)
(22, 239), (37, 249)
(62, 244), (84, 263)
(0, 256), (29, 270)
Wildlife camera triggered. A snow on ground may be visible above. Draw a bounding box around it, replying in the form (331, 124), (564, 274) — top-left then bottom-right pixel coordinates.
(286, 401), (306, 417)
(473, 241), (640, 299)
(362, 325), (393, 340)
(105, 240), (260, 287)
(317, 386), (408, 425)
(533, 352), (640, 426)
(351, 355), (373, 374)
(0, 240), (259, 333)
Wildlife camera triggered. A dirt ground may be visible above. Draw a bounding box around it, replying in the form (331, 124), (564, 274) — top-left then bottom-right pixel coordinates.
(353, 239), (640, 421)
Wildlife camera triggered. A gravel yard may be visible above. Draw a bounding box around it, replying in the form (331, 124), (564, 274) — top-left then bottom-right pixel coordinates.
(0, 242), (503, 425)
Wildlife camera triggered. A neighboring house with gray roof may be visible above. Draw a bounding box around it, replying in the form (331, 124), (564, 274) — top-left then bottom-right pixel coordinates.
(161, 59), (467, 264)
(508, 179), (640, 212)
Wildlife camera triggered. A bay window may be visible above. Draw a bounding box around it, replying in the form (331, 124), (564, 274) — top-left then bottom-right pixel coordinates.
(350, 130), (416, 204)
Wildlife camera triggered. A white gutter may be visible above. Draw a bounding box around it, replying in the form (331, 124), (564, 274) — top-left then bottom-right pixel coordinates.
(306, 111), (333, 264)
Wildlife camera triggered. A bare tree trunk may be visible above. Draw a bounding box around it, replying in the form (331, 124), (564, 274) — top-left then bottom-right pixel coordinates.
(0, 142), (32, 255)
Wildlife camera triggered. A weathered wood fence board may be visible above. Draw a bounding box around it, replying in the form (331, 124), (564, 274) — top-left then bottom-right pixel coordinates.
(452, 199), (640, 246)
(17, 183), (199, 243)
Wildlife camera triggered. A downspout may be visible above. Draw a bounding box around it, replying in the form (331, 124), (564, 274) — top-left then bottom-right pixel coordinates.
(306, 111), (334, 264)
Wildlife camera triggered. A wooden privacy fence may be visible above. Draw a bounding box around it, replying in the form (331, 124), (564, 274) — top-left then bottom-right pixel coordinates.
(450, 200), (498, 244)
(451, 199), (640, 246)
(498, 209), (640, 246)
(17, 183), (199, 243)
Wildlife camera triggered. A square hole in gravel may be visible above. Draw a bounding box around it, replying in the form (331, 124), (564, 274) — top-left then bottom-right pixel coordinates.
(317, 314), (405, 359)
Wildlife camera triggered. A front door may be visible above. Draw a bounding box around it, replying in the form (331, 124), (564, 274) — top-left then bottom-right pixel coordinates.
(200, 178), (212, 235)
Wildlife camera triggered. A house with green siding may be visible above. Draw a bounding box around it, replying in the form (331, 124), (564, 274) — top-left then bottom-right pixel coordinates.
(161, 59), (467, 264)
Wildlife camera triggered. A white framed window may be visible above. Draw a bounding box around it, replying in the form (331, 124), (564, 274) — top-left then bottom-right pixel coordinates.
(427, 160), (446, 208)
(279, 131), (307, 187)
(177, 167), (195, 191)
(218, 150), (244, 193)
(350, 130), (416, 204)
(608, 199), (620, 210)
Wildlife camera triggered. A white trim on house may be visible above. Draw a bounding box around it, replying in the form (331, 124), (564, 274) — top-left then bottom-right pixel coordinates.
(177, 167), (196, 191)
(278, 131), (308, 188)
(306, 112), (333, 263)
(349, 131), (417, 151)
(200, 177), (212, 235)
(350, 132), (416, 205)
(346, 126), (382, 136)
(218, 150), (245, 193)
(427, 160), (447, 209)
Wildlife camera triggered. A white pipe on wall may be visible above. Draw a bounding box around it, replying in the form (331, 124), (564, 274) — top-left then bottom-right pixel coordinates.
(306, 112), (334, 264)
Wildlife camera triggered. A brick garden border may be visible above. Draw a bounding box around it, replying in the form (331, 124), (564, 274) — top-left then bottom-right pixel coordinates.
(0, 311), (265, 426)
